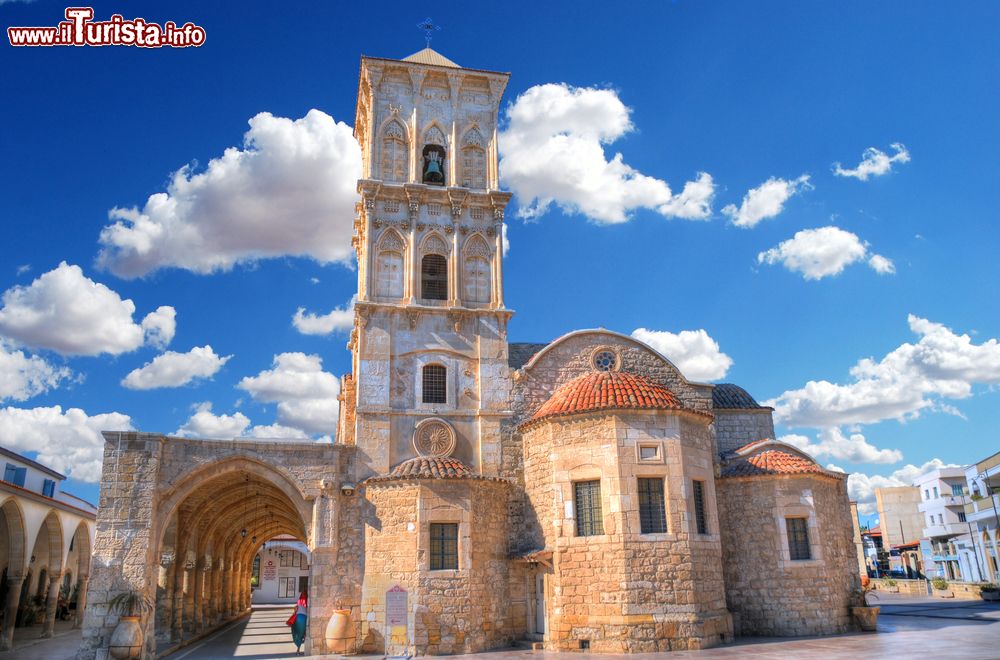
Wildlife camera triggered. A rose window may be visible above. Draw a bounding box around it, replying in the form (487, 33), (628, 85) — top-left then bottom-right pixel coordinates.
(593, 350), (617, 372)
(413, 419), (456, 457)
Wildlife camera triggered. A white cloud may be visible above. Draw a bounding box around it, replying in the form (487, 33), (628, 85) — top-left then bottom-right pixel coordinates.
(845, 458), (957, 515)
(0, 406), (133, 482)
(292, 295), (356, 336)
(757, 226), (894, 280)
(140, 306), (176, 349)
(722, 175), (811, 228)
(834, 143), (911, 181)
(237, 353), (340, 435)
(0, 341), (72, 402)
(780, 428), (903, 464)
(631, 328), (733, 381)
(0, 262), (175, 356)
(248, 423), (309, 440)
(97, 109), (362, 278)
(175, 402), (250, 438)
(767, 315), (1000, 428)
(499, 83), (714, 224)
(122, 345), (231, 390)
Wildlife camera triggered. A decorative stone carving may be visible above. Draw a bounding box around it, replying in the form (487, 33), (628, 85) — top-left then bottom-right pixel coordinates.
(407, 311), (419, 329)
(424, 125), (446, 147)
(444, 224), (454, 235)
(364, 198), (376, 210)
(160, 551), (174, 567)
(492, 207), (504, 221)
(465, 235), (492, 258)
(448, 311), (463, 332)
(463, 127), (486, 148)
(412, 418), (456, 458)
(459, 225), (470, 235)
(423, 235), (449, 255)
(378, 230), (405, 253)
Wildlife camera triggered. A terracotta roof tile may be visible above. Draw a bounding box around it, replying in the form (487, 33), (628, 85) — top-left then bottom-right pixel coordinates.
(720, 449), (826, 478)
(712, 383), (768, 410)
(388, 456), (472, 479)
(525, 371), (698, 428)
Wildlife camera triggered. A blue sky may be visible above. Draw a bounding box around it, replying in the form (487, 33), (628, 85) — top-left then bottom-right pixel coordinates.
(1, 1), (998, 523)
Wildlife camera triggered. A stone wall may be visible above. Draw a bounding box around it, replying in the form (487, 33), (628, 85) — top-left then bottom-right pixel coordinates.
(521, 411), (731, 651)
(361, 478), (512, 655)
(714, 410), (775, 455)
(716, 474), (859, 636)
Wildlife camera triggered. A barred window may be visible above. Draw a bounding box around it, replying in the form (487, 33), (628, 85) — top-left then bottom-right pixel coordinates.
(786, 517), (811, 560)
(422, 365), (447, 404)
(638, 478), (667, 534)
(574, 480), (604, 537)
(421, 254), (448, 300)
(692, 480), (708, 535)
(430, 523), (458, 570)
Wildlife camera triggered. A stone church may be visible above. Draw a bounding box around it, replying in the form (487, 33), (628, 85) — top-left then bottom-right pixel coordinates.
(79, 49), (859, 659)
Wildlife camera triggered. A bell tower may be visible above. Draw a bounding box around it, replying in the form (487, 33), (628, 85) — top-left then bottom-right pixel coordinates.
(340, 48), (513, 480)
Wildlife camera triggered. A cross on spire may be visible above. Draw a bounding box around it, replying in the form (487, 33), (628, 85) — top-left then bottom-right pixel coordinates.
(416, 17), (440, 48)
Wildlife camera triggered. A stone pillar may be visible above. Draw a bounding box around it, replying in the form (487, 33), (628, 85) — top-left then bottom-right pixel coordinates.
(220, 565), (231, 618)
(78, 432), (164, 660)
(170, 559), (184, 642)
(182, 564), (195, 634)
(1, 575), (24, 650)
(192, 560), (205, 632)
(73, 576), (89, 629)
(42, 574), (60, 638)
(155, 559), (174, 639)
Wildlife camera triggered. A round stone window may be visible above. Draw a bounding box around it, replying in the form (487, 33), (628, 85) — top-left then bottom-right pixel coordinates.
(592, 348), (619, 372)
(413, 418), (456, 457)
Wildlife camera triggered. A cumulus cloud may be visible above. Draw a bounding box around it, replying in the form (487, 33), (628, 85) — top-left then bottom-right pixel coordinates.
(722, 175), (811, 228)
(97, 110), (362, 278)
(834, 143), (911, 181)
(122, 345), (232, 390)
(248, 423), (310, 440)
(631, 328), (733, 381)
(0, 262), (174, 356)
(767, 315), (1000, 428)
(0, 406), (133, 482)
(844, 458), (957, 514)
(780, 428), (903, 464)
(238, 352), (340, 435)
(292, 295), (356, 336)
(175, 402), (250, 438)
(757, 226), (895, 280)
(499, 83), (714, 224)
(0, 341), (72, 402)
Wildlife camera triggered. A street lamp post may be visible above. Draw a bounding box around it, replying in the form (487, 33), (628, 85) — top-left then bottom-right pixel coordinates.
(977, 470), (1000, 580)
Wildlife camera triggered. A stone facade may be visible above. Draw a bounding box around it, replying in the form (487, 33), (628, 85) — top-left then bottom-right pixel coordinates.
(80, 48), (860, 659)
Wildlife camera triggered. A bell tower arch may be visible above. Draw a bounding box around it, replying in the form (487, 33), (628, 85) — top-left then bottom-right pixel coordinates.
(343, 49), (513, 480)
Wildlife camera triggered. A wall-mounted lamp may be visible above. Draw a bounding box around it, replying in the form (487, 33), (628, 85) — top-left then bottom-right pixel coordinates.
(341, 482), (356, 497)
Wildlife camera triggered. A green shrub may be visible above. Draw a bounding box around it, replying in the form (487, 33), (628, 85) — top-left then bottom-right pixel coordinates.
(932, 577), (949, 591)
(883, 577), (897, 587)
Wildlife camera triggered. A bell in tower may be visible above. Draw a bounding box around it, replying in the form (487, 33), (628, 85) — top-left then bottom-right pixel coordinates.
(422, 145), (446, 185)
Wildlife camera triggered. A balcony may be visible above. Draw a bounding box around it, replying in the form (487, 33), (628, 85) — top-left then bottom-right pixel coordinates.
(921, 522), (968, 538)
(918, 495), (965, 512)
(965, 493), (1000, 522)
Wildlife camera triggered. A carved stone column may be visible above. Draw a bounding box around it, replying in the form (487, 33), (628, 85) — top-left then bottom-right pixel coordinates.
(1, 574), (24, 650)
(41, 574), (61, 637)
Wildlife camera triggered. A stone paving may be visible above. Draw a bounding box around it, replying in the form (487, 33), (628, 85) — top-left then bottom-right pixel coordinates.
(0, 619), (79, 660)
(14, 593), (1000, 660)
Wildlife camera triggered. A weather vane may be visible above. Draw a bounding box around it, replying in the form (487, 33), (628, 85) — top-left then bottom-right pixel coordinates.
(417, 17), (440, 48)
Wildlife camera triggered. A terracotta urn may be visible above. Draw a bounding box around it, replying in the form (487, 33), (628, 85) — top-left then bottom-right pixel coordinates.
(109, 615), (143, 659)
(325, 609), (354, 653)
(851, 606), (880, 632)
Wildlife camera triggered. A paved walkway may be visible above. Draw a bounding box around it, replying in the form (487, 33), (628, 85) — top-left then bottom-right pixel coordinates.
(121, 593), (1000, 659)
(0, 619), (79, 660)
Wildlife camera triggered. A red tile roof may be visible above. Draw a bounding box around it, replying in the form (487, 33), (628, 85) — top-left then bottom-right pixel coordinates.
(524, 371), (702, 428)
(720, 448), (827, 478)
(364, 457), (512, 485)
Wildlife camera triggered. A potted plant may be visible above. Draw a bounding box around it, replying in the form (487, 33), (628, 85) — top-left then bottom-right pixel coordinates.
(883, 577), (899, 593)
(851, 576), (880, 632)
(107, 590), (153, 660)
(981, 583), (1000, 602)
(932, 577), (953, 598)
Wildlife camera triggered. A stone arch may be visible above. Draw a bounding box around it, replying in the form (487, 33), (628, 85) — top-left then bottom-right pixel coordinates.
(31, 509), (64, 577)
(69, 520), (91, 579)
(421, 122), (448, 186)
(375, 228), (407, 299)
(460, 126), (487, 189)
(462, 234), (492, 304)
(0, 497), (27, 577)
(152, 456), (312, 648)
(420, 230), (449, 256)
(379, 117), (409, 183)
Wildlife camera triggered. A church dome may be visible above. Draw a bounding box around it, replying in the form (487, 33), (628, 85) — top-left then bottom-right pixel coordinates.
(712, 383), (769, 409)
(720, 448), (826, 478)
(524, 371), (694, 428)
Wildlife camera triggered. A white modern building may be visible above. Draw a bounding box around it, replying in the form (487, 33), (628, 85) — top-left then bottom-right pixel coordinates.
(964, 450), (1000, 583)
(0, 445), (96, 650)
(249, 537), (311, 604)
(914, 467), (982, 581)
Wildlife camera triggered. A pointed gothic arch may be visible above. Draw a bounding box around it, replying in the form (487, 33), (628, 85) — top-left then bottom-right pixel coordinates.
(379, 117), (409, 183)
(421, 122), (448, 186)
(460, 126), (488, 189)
(375, 229), (407, 299)
(462, 234), (492, 304)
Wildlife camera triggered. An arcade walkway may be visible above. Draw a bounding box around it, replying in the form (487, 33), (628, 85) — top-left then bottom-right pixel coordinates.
(162, 605), (300, 659)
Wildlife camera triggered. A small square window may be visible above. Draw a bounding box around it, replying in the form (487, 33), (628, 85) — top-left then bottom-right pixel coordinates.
(639, 445), (659, 461)
(430, 523), (458, 570)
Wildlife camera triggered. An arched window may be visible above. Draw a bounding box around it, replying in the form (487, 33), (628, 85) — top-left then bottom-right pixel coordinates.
(422, 125), (447, 186)
(461, 128), (487, 189)
(375, 231), (406, 299)
(422, 364), (447, 404)
(464, 256), (490, 303)
(421, 254), (448, 300)
(381, 121), (408, 183)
